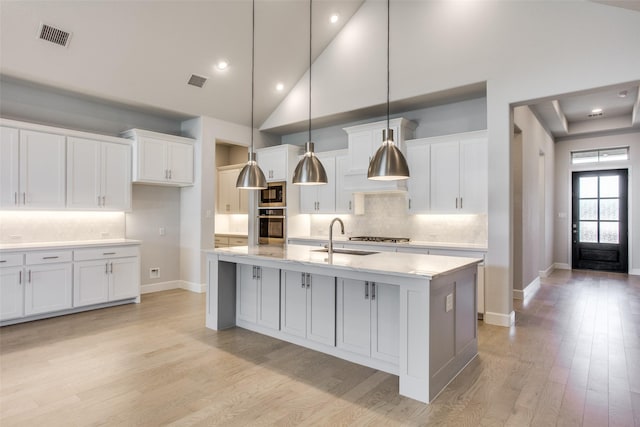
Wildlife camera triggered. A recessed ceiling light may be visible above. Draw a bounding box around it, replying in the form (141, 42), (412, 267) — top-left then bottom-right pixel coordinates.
(275, 82), (284, 91)
(618, 90), (628, 98)
(330, 14), (339, 24)
(591, 108), (603, 114)
(215, 60), (229, 71)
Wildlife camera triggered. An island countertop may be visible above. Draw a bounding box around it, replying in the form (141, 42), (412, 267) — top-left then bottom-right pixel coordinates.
(205, 244), (482, 279)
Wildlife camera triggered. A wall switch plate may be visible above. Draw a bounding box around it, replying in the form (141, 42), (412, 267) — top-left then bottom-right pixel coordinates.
(446, 293), (454, 312)
(101, 232), (110, 238)
(159, 227), (166, 236)
(149, 268), (160, 279)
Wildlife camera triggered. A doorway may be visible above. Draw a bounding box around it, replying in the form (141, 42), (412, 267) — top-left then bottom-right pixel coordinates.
(572, 169), (628, 273)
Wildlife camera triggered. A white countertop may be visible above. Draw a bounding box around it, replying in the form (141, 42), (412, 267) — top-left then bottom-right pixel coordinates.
(288, 235), (487, 252)
(0, 239), (141, 252)
(206, 244), (482, 279)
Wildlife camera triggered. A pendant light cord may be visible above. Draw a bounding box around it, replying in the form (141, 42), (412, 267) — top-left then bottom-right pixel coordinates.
(251, 0), (255, 153)
(386, 0), (390, 134)
(308, 0), (313, 144)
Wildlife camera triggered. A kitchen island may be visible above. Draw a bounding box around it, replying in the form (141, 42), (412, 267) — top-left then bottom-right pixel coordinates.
(205, 244), (482, 403)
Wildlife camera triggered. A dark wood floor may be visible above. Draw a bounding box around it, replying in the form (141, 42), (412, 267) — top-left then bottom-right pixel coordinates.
(1, 269), (639, 426)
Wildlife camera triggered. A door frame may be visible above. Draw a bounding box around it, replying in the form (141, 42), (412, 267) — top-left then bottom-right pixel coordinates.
(567, 163), (632, 272)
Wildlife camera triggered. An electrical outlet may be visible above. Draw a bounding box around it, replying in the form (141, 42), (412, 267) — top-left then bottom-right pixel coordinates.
(159, 227), (166, 236)
(149, 268), (160, 279)
(446, 293), (453, 312)
(101, 232), (110, 238)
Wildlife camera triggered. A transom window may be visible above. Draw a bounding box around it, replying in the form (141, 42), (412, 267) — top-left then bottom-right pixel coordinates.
(571, 147), (628, 165)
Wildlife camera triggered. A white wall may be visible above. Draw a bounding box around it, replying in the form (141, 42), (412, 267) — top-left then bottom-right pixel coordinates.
(554, 131), (640, 275)
(264, 0), (640, 326)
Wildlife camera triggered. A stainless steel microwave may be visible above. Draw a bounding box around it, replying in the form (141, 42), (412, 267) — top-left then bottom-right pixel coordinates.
(259, 181), (286, 207)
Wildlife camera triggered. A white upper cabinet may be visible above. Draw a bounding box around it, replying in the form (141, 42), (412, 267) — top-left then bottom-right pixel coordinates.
(67, 137), (131, 210)
(122, 129), (194, 187)
(299, 154), (336, 213)
(255, 146), (294, 182)
(217, 165), (248, 214)
(1, 128), (66, 209)
(335, 154), (354, 214)
(405, 139), (430, 213)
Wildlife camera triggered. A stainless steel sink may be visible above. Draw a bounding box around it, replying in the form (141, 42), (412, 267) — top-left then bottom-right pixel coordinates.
(311, 248), (378, 256)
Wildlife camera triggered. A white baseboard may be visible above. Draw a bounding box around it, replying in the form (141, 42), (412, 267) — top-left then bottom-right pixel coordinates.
(180, 281), (206, 293)
(513, 277), (541, 300)
(141, 280), (182, 294)
(483, 311), (515, 327)
(539, 264), (554, 278)
(141, 280), (205, 294)
(630, 269), (640, 276)
(554, 263), (571, 270)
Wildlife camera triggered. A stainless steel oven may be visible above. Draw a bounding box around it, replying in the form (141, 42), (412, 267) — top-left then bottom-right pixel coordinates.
(259, 181), (286, 208)
(258, 208), (286, 244)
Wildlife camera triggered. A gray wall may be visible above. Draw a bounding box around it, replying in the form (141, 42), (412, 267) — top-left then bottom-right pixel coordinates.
(281, 97), (487, 151)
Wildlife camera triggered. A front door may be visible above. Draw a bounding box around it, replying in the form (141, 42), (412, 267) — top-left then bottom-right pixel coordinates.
(572, 169), (628, 272)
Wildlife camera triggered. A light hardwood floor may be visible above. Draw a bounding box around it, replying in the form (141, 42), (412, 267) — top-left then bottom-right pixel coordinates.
(1, 269), (639, 426)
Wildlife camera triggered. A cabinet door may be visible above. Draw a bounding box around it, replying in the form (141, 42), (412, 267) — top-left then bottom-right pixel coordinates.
(307, 273), (335, 346)
(168, 142), (193, 184)
(102, 142), (131, 210)
(315, 156), (336, 213)
(459, 137), (488, 213)
(371, 282), (400, 364)
(406, 141), (430, 213)
(24, 263), (72, 315)
(19, 130), (66, 208)
(109, 257), (139, 301)
(257, 149), (286, 181)
(0, 267), (24, 321)
(237, 264), (258, 323)
(0, 126), (20, 208)
(335, 155), (353, 214)
(74, 260), (109, 307)
(347, 129), (374, 174)
(138, 137), (167, 182)
(218, 169), (238, 213)
(281, 270), (308, 338)
(299, 185), (317, 213)
(430, 140), (460, 212)
(336, 278), (371, 356)
(67, 137), (101, 209)
(257, 267), (280, 330)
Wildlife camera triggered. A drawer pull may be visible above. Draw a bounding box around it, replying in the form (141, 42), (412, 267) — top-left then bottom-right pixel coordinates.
(0, 260), (6, 263)
(43, 256), (59, 260)
(103, 252), (116, 255)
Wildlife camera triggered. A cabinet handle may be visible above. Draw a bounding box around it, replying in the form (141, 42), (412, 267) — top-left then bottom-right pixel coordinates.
(252, 266), (256, 279)
(43, 256), (59, 260)
(364, 281), (369, 300)
(102, 196), (106, 206)
(19, 270), (22, 284)
(371, 282), (376, 300)
(164, 169), (168, 179)
(14, 192), (18, 205)
(103, 252), (116, 255)
(28, 270), (31, 283)
(256, 266), (261, 279)
(306, 273), (311, 289)
(97, 195), (102, 206)
(169, 170), (172, 179)
(23, 192), (26, 205)
(455, 197), (458, 209)
(409, 199), (412, 210)
(0, 260), (6, 263)
(301, 272), (305, 288)
(349, 200), (352, 211)
(460, 197), (463, 209)
(110, 262), (113, 274)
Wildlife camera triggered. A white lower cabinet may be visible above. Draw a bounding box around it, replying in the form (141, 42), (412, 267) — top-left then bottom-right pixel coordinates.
(337, 279), (399, 364)
(0, 265), (24, 321)
(237, 264), (280, 329)
(74, 260), (110, 307)
(25, 262), (73, 316)
(281, 270), (335, 346)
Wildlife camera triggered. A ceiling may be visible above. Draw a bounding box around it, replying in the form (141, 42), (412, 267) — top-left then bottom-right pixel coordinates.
(1, 0), (639, 140)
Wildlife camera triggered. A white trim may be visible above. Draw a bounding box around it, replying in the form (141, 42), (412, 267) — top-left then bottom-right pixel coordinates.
(630, 269), (640, 276)
(483, 310), (515, 327)
(513, 277), (541, 300)
(141, 280), (182, 294)
(539, 264), (554, 278)
(554, 263), (571, 270)
(180, 280), (206, 293)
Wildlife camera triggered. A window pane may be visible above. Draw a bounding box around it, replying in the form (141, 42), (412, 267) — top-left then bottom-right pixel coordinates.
(580, 199), (598, 220)
(600, 176), (619, 197)
(599, 148), (628, 162)
(572, 150), (598, 164)
(579, 221), (597, 243)
(579, 177), (598, 198)
(600, 222), (619, 244)
(600, 199), (619, 221)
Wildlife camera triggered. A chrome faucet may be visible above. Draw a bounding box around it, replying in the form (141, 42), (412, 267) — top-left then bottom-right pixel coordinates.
(328, 218), (345, 256)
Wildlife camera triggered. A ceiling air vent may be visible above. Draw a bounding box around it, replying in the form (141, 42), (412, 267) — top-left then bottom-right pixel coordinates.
(37, 23), (72, 47)
(587, 112), (603, 118)
(187, 74), (207, 88)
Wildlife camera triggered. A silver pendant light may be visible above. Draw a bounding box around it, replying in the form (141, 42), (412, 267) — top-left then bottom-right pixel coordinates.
(293, 0), (328, 186)
(367, 0), (410, 181)
(236, 0), (267, 190)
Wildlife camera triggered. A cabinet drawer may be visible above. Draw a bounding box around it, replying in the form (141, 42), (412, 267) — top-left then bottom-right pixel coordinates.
(0, 253), (23, 267)
(25, 250), (72, 265)
(74, 246), (139, 261)
(214, 236), (229, 245)
(229, 237), (248, 247)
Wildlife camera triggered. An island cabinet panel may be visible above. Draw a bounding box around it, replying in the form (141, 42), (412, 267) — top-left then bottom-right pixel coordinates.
(0, 266), (24, 321)
(337, 279), (400, 364)
(237, 264), (280, 330)
(281, 270), (335, 346)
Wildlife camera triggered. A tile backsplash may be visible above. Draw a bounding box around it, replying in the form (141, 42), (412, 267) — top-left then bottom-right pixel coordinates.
(0, 211), (125, 243)
(215, 214), (249, 234)
(309, 193), (487, 245)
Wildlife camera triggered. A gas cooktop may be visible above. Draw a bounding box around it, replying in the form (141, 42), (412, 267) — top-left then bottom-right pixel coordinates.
(348, 236), (410, 243)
